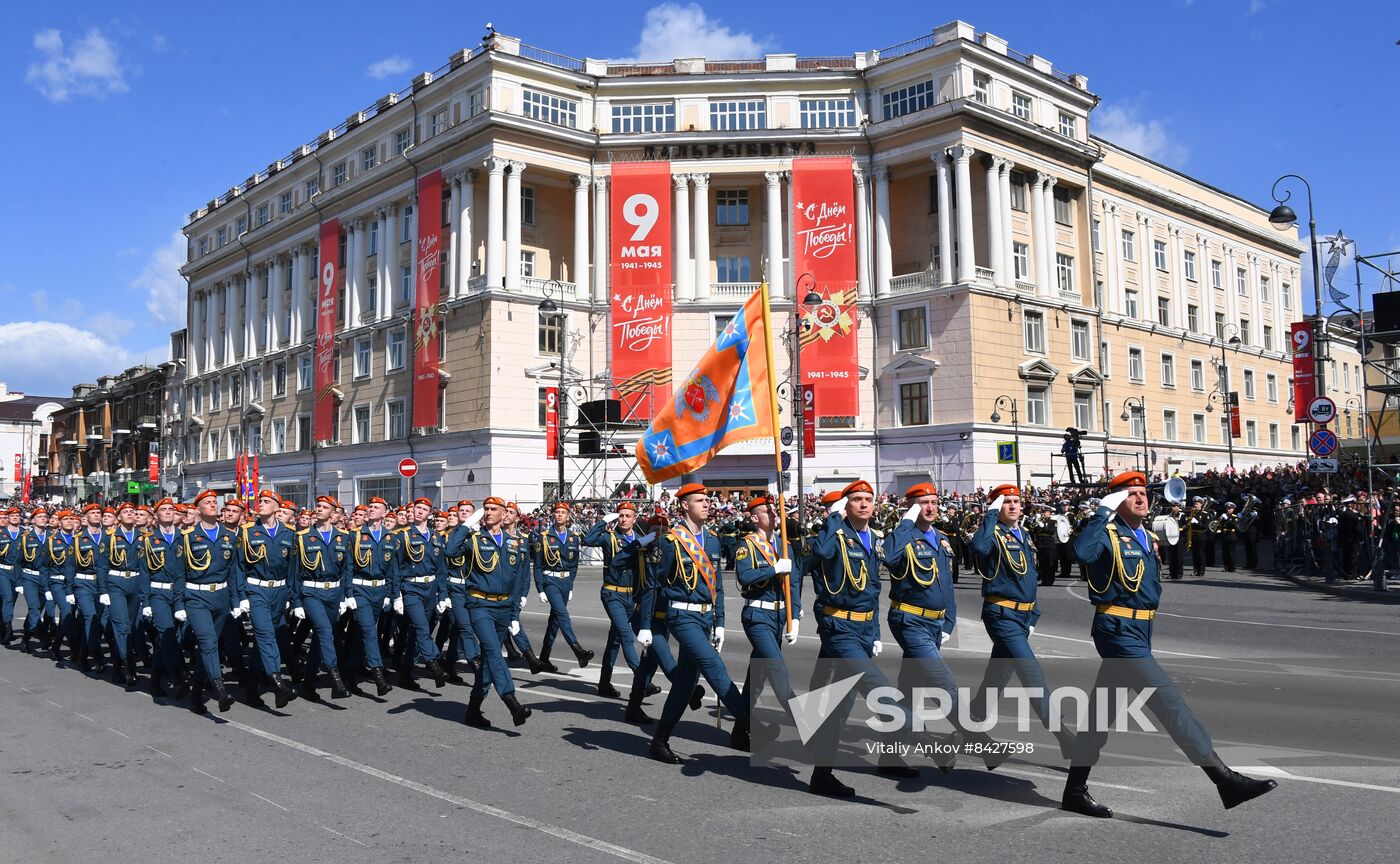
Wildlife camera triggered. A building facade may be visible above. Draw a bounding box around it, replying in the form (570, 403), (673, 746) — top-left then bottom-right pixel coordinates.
(177, 20), (1306, 507)
(44, 365), (172, 503)
(0, 383), (64, 501)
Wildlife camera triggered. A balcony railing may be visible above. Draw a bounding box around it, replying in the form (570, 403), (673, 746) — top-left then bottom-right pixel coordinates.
(713, 281), (761, 297)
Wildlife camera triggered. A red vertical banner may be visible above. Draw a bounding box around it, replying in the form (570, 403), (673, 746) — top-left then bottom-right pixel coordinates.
(1229, 392), (1242, 439)
(801, 384), (816, 458)
(545, 387), (559, 460)
(13, 453), (21, 482)
(1290, 321), (1315, 423)
(314, 218), (341, 443)
(21, 473), (31, 504)
(792, 157), (859, 417)
(413, 170), (444, 429)
(610, 162), (673, 419)
(148, 443), (159, 484)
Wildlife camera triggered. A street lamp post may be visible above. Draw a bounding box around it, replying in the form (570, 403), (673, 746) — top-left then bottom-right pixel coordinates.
(1121, 396), (1149, 475)
(792, 274), (823, 508)
(1269, 175), (1326, 403)
(1206, 326), (1242, 470)
(539, 280), (566, 502)
(990, 395), (1022, 490)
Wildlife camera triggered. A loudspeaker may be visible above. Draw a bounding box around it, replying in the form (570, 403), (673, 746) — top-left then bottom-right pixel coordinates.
(1373, 291), (1400, 333)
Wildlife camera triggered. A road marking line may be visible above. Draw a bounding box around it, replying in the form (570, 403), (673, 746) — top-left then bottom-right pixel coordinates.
(106, 728), (129, 738)
(430, 742), (453, 750)
(21, 686), (33, 693)
(146, 746), (173, 759)
(73, 712), (95, 722)
(995, 766), (1156, 794)
(0, 675), (10, 683)
(218, 717), (676, 864)
(193, 767), (224, 783)
(1242, 765), (1400, 794)
(320, 825), (368, 847)
(251, 792), (289, 811)
(44, 699), (62, 708)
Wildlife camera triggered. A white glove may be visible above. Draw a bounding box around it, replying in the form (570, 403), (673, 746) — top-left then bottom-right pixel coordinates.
(937, 631), (946, 647)
(382, 597), (390, 609)
(344, 596), (357, 611)
(436, 598), (450, 614)
(538, 591), (548, 604)
(65, 594), (75, 605)
(231, 604), (244, 620)
(99, 594), (111, 606)
(174, 609), (187, 622)
(990, 495), (1006, 514)
(291, 606), (306, 620)
(464, 508), (485, 530)
(44, 590), (52, 601)
(1029, 625), (1036, 636)
(568, 590), (573, 601)
(711, 626), (725, 651)
(393, 597), (404, 614)
(603, 513), (620, 524)
(54, 611), (61, 624)
(14, 586), (22, 597)
(337, 600), (350, 615)
(509, 619), (520, 636)
(774, 558), (792, 574)
(904, 502), (921, 523)
(785, 618), (800, 645)
(637, 628), (653, 648)
(142, 606), (153, 619)
(829, 496), (847, 516)
(871, 640), (883, 657)
(239, 599), (251, 614)
(518, 595), (527, 609)
(1100, 489), (1130, 512)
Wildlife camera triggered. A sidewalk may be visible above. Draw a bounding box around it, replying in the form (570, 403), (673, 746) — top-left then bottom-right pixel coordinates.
(1250, 545), (1400, 604)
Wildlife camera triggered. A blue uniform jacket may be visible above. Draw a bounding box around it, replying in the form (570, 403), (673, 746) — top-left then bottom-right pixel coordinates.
(42, 532), (77, 593)
(0, 527), (21, 576)
(810, 514), (883, 620)
(532, 526), (581, 591)
(464, 526), (523, 599)
(140, 528), (184, 610)
(971, 509), (1040, 624)
(293, 527), (351, 604)
(638, 524), (725, 627)
(98, 528), (146, 597)
(582, 520), (652, 590)
(349, 524), (397, 585)
(394, 525), (446, 602)
(1072, 507), (1163, 613)
(73, 528), (108, 587)
(239, 521), (296, 599)
(882, 519), (957, 634)
(734, 531), (802, 619)
(16, 529), (47, 580)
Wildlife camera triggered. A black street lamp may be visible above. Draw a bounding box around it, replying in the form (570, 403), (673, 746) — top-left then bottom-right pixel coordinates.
(1205, 325), (1242, 470)
(1121, 396), (1150, 475)
(792, 273), (823, 507)
(990, 395), (1021, 490)
(1269, 174), (1326, 403)
(539, 280), (566, 502)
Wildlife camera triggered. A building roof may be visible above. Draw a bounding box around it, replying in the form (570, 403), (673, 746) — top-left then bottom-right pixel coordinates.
(0, 394), (66, 422)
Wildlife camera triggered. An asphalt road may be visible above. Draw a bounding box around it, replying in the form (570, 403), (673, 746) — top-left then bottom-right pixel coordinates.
(3, 562), (1399, 864)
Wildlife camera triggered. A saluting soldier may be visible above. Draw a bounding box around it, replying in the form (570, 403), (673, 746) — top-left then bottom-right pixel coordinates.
(532, 502), (594, 672)
(440, 501), (482, 680)
(581, 501), (652, 701)
(734, 494), (799, 707)
(461, 497), (532, 728)
(173, 490), (240, 713)
(237, 490), (298, 707)
(640, 482), (749, 764)
(97, 503), (146, 690)
(1064, 472), (1277, 817)
(138, 500), (187, 696)
(501, 502), (547, 674)
(625, 511), (684, 725)
(73, 503), (111, 675)
(391, 497), (451, 689)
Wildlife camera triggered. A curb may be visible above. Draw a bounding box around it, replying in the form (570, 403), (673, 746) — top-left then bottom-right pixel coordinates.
(1260, 567), (1400, 605)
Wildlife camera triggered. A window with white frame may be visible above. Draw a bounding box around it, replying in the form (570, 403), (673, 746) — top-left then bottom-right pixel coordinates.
(1009, 172), (1027, 211)
(468, 86), (484, 117)
(1187, 304), (1199, 333)
(1128, 347), (1144, 382)
(280, 191), (292, 214)
(1157, 296), (1171, 327)
(198, 237), (209, 257)
(249, 367), (263, 402)
(256, 204), (269, 227)
(247, 423), (262, 454)
(1162, 409), (1177, 441)
(1056, 253), (1075, 293)
(354, 337), (372, 378)
(1074, 391), (1094, 432)
(1101, 341), (1112, 377)
(1260, 275), (1270, 303)
(1023, 310), (1045, 354)
(216, 227), (227, 248)
(1283, 281), (1292, 310)
(1246, 420), (1258, 447)
(1026, 385), (1048, 425)
(210, 379), (222, 411)
(715, 189), (749, 226)
(1058, 111), (1076, 137)
(271, 418), (286, 454)
(297, 415), (311, 451)
(1091, 219), (1101, 253)
(1220, 416), (1231, 443)
(1243, 369), (1255, 399)
(1266, 373), (1278, 402)
(387, 399), (406, 439)
(1263, 325), (1273, 351)
(191, 383), (203, 414)
(538, 310), (564, 355)
(521, 187), (535, 226)
(387, 327), (406, 372)
(898, 380), (930, 426)
(1236, 267), (1248, 295)
(882, 80), (934, 120)
(1269, 422), (1279, 450)
(799, 98), (856, 129)
(304, 177), (318, 200)
(521, 250), (536, 278)
(1240, 318), (1250, 345)
(1193, 413), (1206, 443)
(362, 146), (377, 172)
(430, 108), (447, 137)
(394, 128), (411, 155)
(523, 89), (580, 127)
(1128, 407), (1144, 439)
(1012, 242), (1030, 280)
(353, 404), (371, 444)
(710, 99), (766, 130)
(896, 306), (928, 351)
(973, 72), (990, 104)
(716, 256), (750, 282)
(332, 162), (347, 187)
(1161, 353), (1175, 387)
(1054, 187), (1073, 225)
(1071, 320), (1090, 361)
(297, 353), (312, 391)
(1121, 229), (1136, 261)
(401, 204), (414, 244)
(1184, 250), (1197, 281)
(1215, 312), (1226, 340)
(1190, 359), (1204, 391)
(208, 430), (220, 462)
(1291, 426), (1301, 451)
(1011, 91), (1032, 120)
(400, 263), (412, 303)
(368, 220), (379, 256)
(1153, 239), (1168, 271)
(613, 102), (676, 133)
(1125, 289), (1139, 319)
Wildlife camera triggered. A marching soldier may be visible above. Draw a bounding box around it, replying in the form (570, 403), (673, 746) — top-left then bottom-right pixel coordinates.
(1217, 502), (1239, 573)
(1163, 502), (1185, 580)
(237, 490), (298, 707)
(73, 504), (110, 675)
(625, 511), (685, 725)
(41, 509), (80, 662)
(16, 507), (51, 653)
(1186, 498), (1209, 578)
(291, 495), (353, 699)
(139, 500), (187, 696)
(391, 497), (450, 689)
(1064, 472), (1277, 817)
(98, 503), (145, 690)
(173, 490), (241, 713)
(461, 497), (532, 728)
(734, 494), (799, 707)
(343, 496), (398, 696)
(532, 502), (593, 672)
(581, 502), (652, 701)
(0, 507), (21, 644)
(501, 502), (547, 674)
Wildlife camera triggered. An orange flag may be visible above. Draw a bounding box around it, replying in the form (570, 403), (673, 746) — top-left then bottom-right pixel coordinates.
(636, 284), (777, 483)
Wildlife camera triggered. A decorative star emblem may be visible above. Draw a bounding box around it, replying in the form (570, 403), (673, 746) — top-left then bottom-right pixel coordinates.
(728, 400), (750, 422)
(651, 441), (670, 459)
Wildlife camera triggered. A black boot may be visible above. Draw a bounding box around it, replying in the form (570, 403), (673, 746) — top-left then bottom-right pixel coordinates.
(271, 674), (295, 708)
(648, 722), (682, 763)
(502, 692), (532, 726)
(504, 639), (522, 661)
(569, 641), (594, 669)
(809, 766), (855, 797)
(1062, 766), (1113, 818)
(328, 669), (351, 699)
(521, 647), (546, 675)
(397, 663), (418, 690)
(597, 667), (621, 699)
(370, 667), (393, 696)
(174, 672), (192, 701)
(624, 689), (654, 724)
(966, 731), (1007, 771)
(425, 658), (448, 688)
(210, 678), (235, 712)
(20, 624), (32, 654)
(463, 692), (491, 728)
(1055, 728), (1077, 762)
(729, 715), (751, 752)
(1203, 753), (1278, 809)
(689, 685), (705, 711)
(645, 683), (662, 697)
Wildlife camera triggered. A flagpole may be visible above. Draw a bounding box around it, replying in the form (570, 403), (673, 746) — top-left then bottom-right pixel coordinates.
(757, 282), (795, 637)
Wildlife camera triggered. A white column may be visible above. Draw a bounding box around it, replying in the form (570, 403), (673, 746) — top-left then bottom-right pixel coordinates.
(999, 162), (1014, 286)
(459, 170), (476, 292)
(208, 287), (219, 365)
(1171, 226), (1187, 331)
(353, 219), (368, 323)
(1224, 246), (1239, 332)
(485, 158), (506, 289)
(1197, 235), (1213, 333)
(1102, 203), (1121, 315)
(344, 223), (360, 327)
(692, 173), (711, 300)
(853, 166), (871, 300)
(1271, 260), (1285, 351)
(1041, 176), (1058, 296)
(268, 257), (283, 347)
(764, 171), (785, 299)
(1029, 173), (1048, 295)
(572, 175), (590, 300)
(250, 267), (265, 355)
(291, 247), (306, 345)
(224, 281), (237, 364)
(447, 177), (461, 299)
(382, 205), (399, 314)
(1137, 214), (1152, 319)
(934, 152), (953, 287)
(674, 173), (693, 301)
(952, 145), (976, 284)
(188, 291), (202, 378)
(1250, 253), (1265, 345)
(592, 177), (609, 304)
(985, 157), (1005, 288)
(873, 167), (893, 297)
(505, 161), (524, 293)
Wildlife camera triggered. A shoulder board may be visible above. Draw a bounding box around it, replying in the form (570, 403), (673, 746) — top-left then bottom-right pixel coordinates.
(872, 528), (884, 539)
(1147, 530), (1159, 541)
(180, 526), (194, 535)
(296, 528), (309, 536)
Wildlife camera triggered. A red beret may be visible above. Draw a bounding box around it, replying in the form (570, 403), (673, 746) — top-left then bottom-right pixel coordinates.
(193, 489), (219, 504)
(506, 501), (520, 512)
(616, 501), (637, 513)
(5, 507), (20, 515)
(676, 482), (707, 500)
(352, 504), (368, 513)
(483, 496), (505, 508)
(257, 490), (280, 503)
(746, 495), (772, 512)
(367, 496), (388, 506)
(457, 499), (474, 508)
(153, 498), (174, 510)
(316, 495), (340, 508)
(989, 484), (1021, 500)
(115, 502), (135, 513)
(819, 490), (844, 505)
(647, 511), (671, 529)
(225, 498), (246, 510)
(81, 503), (101, 514)
(102, 507), (116, 515)
(904, 482), (937, 501)
(841, 480), (873, 497)
(412, 497), (433, 508)
(30, 507), (48, 517)
(1106, 471), (1148, 491)
(553, 501), (571, 511)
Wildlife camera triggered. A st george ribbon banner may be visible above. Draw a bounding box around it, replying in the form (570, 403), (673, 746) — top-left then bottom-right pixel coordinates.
(610, 161), (673, 418)
(1290, 321), (1315, 423)
(792, 157), (859, 417)
(313, 218), (341, 444)
(413, 170), (445, 430)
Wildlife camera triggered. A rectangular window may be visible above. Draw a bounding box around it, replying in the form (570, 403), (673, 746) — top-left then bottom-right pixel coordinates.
(1023, 310), (1045, 354)
(332, 162), (347, 187)
(368, 220), (379, 256)
(1128, 347), (1144, 382)
(1214, 312), (1226, 340)
(1153, 239), (1168, 271)
(1243, 369), (1256, 399)
(973, 72), (990, 104)
(709, 99), (766, 130)
(401, 204), (414, 244)
(468, 86), (485, 117)
(1246, 420), (1258, 448)
(280, 191), (292, 214)
(1237, 267), (1248, 296)
(192, 383), (203, 414)
(387, 327), (406, 371)
(1056, 253), (1075, 293)
(1187, 304), (1199, 333)
(362, 146), (377, 172)
(1011, 91), (1032, 121)
(1091, 219), (1101, 253)
(882, 80), (934, 120)
(1210, 260), (1222, 290)
(716, 256), (751, 283)
(1266, 373), (1278, 402)
(1269, 422), (1280, 450)
(1191, 359), (1205, 392)
(1193, 413), (1206, 443)
(430, 108), (447, 137)
(256, 204), (269, 227)
(520, 250), (535, 278)
(354, 337), (372, 378)
(353, 404), (371, 444)
(1283, 282), (1292, 310)
(305, 177), (318, 200)
(235, 216), (247, 237)
(210, 379), (222, 411)
(612, 102), (676, 133)
(1240, 319), (1250, 345)
(1183, 250), (1197, 281)
(538, 311), (564, 355)
(198, 237), (209, 257)
(1009, 172), (1027, 211)
(1156, 296), (1171, 327)
(523, 89), (579, 127)
(1026, 386), (1048, 425)
(1128, 407), (1144, 440)
(1053, 187), (1073, 225)
(1074, 392), (1094, 432)
(387, 399), (406, 440)
(898, 381), (930, 426)
(1263, 325), (1273, 351)
(1260, 275), (1270, 303)
(216, 227), (227, 248)
(1125, 290), (1139, 319)
(248, 367), (263, 402)
(1058, 111), (1076, 137)
(715, 189), (749, 226)
(1071, 321), (1090, 361)
(400, 263), (412, 303)
(799, 98), (856, 129)
(1160, 353), (1175, 387)
(1121, 229), (1135, 262)
(248, 423), (262, 455)
(273, 361), (286, 397)
(297, 353), (313, 391)
(521, 187), (535, 226)
(297, 416), (311, 451)
(1291, 425), (1301, 451)
(394, 128), (411, 155)
(1012, 242), (1030, 280)
(208, 430), (220, 462)
(1163, 409), (1177, 441)
(896, 306), (928, 351)
(272, 418), (286, 454)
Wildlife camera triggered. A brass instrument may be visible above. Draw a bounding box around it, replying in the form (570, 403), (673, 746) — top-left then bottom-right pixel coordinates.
(1237, 494), (1261, 532)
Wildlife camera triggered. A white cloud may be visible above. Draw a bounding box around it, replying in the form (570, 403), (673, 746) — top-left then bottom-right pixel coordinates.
(26, 27), (129, 102)
(0, 321), (160, 395)
(1094, 103), (1189, 168)
(135, 230), (188, 326)
(1249, 0), (1267, 14)
(625, 3), (769, 61)
(367, 55), (411, 80)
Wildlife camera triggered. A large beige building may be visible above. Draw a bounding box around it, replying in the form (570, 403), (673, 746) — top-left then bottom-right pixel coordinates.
(175, 20), (1307, 506)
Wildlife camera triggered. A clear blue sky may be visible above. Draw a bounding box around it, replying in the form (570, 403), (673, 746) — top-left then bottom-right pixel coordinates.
(2, 0), (1395, 396)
